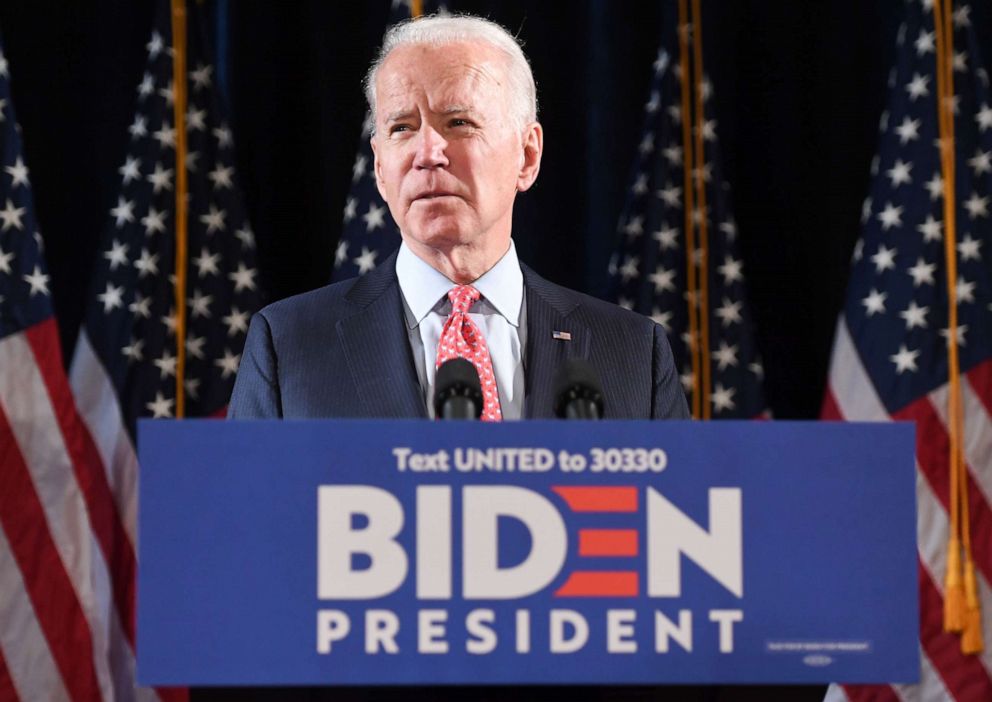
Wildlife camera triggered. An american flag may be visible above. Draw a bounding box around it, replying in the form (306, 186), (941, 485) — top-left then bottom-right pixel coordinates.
(331, 0), (444, 282)
(70, 0), (261, 432)
(608, 12), (767, 419)
(0, 29), (185, 702)
(53, 0), (254, 697)
(822, 1), (992, 700)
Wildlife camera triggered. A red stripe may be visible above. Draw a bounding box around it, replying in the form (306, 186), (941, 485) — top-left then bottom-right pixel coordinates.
(820, 387), (844, 420)
(578, 529), (638, 557)
(554, 571), (639, 597)
(0, 646), (19, 702)
(917, 559), (992, 701)
(157, 688), (190, 702)
(965, 357), (992, 419)
(895, 396), (992, 582)
(0, 404), (103, 702)
(840, 684), (900, 702)
(26, 320), (138, 646)
(552, 487), (638, 512)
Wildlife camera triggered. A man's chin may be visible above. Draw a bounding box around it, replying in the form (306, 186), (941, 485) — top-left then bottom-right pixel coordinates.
(403, 219), (474, 251)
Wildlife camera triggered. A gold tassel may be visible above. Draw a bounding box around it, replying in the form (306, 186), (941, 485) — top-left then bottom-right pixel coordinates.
(961, 560), (985, 654)
(944, 537), (966, 632)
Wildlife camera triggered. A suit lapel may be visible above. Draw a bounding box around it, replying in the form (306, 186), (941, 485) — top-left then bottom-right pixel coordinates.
(336, 255), (428, 418)
(522, 266), (591, 418)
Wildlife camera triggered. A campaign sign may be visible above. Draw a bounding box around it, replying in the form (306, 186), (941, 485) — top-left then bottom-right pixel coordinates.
(137, 420), (917, 686)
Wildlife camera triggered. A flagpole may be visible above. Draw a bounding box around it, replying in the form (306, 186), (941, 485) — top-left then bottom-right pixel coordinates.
(171, 0), (189, 418)
(677, 0), (700, 419)
(691, 0), (711, 419)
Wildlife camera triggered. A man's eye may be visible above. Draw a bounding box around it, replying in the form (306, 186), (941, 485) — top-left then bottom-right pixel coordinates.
(389, 124), (411, 134)
(450, 119), (472, 128)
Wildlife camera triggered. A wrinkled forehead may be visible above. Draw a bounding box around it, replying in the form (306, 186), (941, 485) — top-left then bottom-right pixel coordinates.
(375, 41), (511, 117)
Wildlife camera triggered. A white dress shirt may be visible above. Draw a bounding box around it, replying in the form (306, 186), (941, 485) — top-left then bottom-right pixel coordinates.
(396, 240), (527, 419)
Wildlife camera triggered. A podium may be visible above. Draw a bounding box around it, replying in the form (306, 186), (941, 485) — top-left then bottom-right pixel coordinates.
(137, 420), (918, 686)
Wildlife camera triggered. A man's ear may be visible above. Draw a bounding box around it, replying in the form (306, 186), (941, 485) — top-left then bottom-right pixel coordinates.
(516, 121), (543, 193)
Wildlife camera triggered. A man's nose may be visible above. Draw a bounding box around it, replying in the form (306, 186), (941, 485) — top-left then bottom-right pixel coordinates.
(413, 125), (449, 169)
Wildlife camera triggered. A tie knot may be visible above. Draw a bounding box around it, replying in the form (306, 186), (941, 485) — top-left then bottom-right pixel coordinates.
(447, 285), (480, 314)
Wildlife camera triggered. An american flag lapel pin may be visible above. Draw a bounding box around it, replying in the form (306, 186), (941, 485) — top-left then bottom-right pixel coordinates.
(552, 330), (572, 341)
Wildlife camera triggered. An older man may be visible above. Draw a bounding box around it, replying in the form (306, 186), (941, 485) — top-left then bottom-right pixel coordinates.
(229, 15), (687, 421)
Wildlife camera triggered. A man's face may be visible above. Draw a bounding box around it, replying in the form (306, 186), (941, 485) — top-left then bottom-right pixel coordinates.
(371, 41), (542, 262)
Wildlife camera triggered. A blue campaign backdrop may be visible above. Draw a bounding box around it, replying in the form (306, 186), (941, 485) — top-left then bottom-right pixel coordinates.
(138, 420), (917, 686)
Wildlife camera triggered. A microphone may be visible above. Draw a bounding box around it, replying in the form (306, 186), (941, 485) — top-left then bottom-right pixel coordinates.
(553, 359), (605, 420)
(434, 358), (483, 420)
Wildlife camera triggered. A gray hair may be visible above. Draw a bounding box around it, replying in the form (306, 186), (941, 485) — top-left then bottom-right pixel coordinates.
(363, 14), (538, 133)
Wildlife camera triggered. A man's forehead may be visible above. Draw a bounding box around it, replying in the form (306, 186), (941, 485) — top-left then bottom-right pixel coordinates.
(375, 42), (508, 109)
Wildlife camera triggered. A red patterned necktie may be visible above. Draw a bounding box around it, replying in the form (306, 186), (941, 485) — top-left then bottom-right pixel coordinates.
(435, 285), (503, 421)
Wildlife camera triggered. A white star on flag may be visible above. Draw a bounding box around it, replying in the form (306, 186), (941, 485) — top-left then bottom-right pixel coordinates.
(5, 155), (29, 187)
(362, 202), (387, 232)
(22, 265), (50, 296)
(354, 246), (378, 274)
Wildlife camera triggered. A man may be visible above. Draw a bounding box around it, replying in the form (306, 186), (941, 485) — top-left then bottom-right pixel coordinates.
(229, 14), (688, 421)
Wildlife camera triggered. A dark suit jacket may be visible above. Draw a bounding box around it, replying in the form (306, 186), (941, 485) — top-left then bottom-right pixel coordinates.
(229, 254), (688, 420)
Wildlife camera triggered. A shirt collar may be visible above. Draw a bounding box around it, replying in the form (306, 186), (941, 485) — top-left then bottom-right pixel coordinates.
(396, 240), (524, 328)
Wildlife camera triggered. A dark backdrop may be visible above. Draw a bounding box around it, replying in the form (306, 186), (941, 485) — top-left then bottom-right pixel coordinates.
(2, 0), (924, 424)
(2, 1), (973, 699)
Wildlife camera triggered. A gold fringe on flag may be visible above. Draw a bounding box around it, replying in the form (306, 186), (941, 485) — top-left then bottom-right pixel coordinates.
(932, 0), (981, 653)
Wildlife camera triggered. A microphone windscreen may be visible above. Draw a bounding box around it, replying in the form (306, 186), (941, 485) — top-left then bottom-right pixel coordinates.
(553, 358), (605, 418)
(434, 357), (483, 417)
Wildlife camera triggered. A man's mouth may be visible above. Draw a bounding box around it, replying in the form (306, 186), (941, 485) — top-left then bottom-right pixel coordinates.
(414, 191), (458, 201)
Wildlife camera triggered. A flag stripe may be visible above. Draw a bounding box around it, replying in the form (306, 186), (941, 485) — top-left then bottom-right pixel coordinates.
(928, 364), (992, 509)
(0, 525), (70, 702)
(820, 386), (844, 421)
(827, 319), (890, 421)
(918, 562), (992, 701)
(27, 320), (138, 644)
(895, 395), (992, 582)
(915, 653), (955, 702)
(69, 330), (139, 545)
(966, 360), (992, 419)
(0, 401), (102, 702)
(0, 652), (17, 702)
(841, 682), (901, 702)
(917, 474), (992, 680)
(0, 648), (15, 702)
(893, 652), (955, 702)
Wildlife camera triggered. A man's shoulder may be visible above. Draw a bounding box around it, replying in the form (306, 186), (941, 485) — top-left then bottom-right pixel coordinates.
(256, 278), (356, 329)
(256, 255), (399, 331)
(522, 265), (658, 332)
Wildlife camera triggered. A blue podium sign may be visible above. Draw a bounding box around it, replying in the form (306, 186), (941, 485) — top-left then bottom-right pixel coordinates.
(137, 420), (917, 686)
